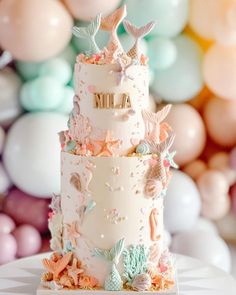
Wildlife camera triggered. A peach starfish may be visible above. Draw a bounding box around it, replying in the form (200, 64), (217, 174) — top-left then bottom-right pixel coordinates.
(94, 131), (121, 156)
(67, 258), (84, 286)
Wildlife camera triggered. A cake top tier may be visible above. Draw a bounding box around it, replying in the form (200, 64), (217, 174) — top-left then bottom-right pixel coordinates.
(72, 5), (155, 66)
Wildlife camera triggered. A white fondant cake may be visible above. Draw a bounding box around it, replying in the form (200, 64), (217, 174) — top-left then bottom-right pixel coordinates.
(39, 5), (177, 294)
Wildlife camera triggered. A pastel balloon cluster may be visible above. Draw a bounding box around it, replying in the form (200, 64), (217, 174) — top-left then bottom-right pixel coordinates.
(0, 0), (236, 269)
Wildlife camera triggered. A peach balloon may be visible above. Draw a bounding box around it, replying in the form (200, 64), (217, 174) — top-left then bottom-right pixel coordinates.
(165, 104), (206, 166)
(182, 160), (207, 181)
(201, 194), (230, 221)
(63, 0), (121, 21)
(203, 97), (236, 147)
(0, 0), (73, 61)
(203, 44), (236, 100)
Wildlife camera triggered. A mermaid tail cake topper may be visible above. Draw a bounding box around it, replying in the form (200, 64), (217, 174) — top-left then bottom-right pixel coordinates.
(101, 5), (127, 61)
(123, 20), (155, 61)
(73, 14), (101, 55)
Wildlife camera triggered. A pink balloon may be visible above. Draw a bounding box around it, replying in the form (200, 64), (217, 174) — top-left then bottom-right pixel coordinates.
(63, 0), (122, 21)
(182, 159), (207, 181)
(13, 225), (42, 258)
(230, 147), (236, 170)
(203, 96), (236, 147)
(0, 0), (73, 61)
(231, 184), (236, 216)
(203, 44), (236, 100)
(3, 189), (50, 233)
(165, 104), (206, 166)
(0, 233), (17, 264)
(0, 213), (15, 234)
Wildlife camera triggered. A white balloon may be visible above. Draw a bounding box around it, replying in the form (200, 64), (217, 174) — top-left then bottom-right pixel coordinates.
(3, 113), (67, 197)
(0, 162), (12, 194)
(0, 126), (5, 155)
(163, 230), (172, 248)
(171, 230), (232, 273)
(164, 170), (201, 233)
(0, 67), (22, 126)
(192, 217), (218, 235)
(215, 211), (236, 242)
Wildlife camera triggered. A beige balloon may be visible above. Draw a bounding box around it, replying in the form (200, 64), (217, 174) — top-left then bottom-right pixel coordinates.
(63, 0), (122, 21)
(0, 0), (73, 61)
(165, 104), (206, 167)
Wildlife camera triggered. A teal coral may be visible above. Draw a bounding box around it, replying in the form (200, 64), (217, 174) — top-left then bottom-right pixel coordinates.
(94, 238), (125, 291)
(123, 245), (149, 284)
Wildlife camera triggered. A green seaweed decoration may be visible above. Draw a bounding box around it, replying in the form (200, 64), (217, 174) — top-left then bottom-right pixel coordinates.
(94, 238), (125, 291)
(122, 245), (149, 284)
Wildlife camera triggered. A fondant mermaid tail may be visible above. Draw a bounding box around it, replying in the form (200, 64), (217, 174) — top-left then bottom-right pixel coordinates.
(101, 6), (127, 60)
(123, 20), (155, 60)
(73, 14), (101, 54)
(94, 238), (125, 291)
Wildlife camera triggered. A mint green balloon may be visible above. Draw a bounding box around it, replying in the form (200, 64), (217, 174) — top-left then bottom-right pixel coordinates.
(58, 44), (77, 67)
(125, 0), (189, 37)
(16, 61), (43, 81)
(119, 33), (148, 55)
(39, 58), (72, 85)
(148, 37), (177, 70)
(151, 35), (204, 103)
(55, 86), (74, 114)
(20, 77), (64, 111)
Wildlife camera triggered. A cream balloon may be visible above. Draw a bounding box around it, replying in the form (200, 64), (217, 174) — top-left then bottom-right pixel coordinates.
(182, 159), (207, 181)
(203, 97), (236, 147)
(203, 44), (236, 100)
(165, 104), (206, 166)
(0, 0), (73, 61)
(63, 0), (122, 21)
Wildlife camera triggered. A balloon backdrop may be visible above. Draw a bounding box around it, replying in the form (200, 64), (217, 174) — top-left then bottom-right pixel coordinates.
(0, 0), (73, 61)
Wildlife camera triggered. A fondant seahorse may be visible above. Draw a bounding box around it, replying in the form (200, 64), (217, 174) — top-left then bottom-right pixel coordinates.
(123, 20), (155, 60)
(101, 5), (127, 62)
(149, 208), (159, 241)
(73, 14), (101, 54)
(142, 104), (172, 143)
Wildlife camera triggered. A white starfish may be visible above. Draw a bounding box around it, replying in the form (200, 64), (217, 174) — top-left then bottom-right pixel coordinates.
(110, 57), (134, 85)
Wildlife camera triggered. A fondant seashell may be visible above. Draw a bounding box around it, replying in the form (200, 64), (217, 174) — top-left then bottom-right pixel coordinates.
(136, 143), (150, 155)
(65, 140), (76, 152)
(131, 273), (152, 291)
(145, 179), (162, 198)
(70, 173), (82, 192)
(59, 274), (74, 288)
(41, 280), (63, 290)
(42, 272), (53, 282)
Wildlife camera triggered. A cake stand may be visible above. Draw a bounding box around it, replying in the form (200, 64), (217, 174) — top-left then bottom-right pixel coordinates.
(0, 253), (236, 295)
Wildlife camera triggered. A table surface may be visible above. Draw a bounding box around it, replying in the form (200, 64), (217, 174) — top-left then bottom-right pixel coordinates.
(0, 253), (236, 295)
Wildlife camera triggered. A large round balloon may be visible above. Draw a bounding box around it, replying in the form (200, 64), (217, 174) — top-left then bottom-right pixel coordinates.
(0, 68), (22, 126)
(3, 189), (50, 233)
(152, 35), (204, 102)
(125, 0), (189, 37)
(0, 0), (73, 61)
(164, 170), (201, 234)
(165, 104), (206, 166)
(203, 96), (236, 147)
(203, 44), (236, 100)
(63, 0), (122, 21)
(171, 230), (231, 273)
(3, 113), (67, 197)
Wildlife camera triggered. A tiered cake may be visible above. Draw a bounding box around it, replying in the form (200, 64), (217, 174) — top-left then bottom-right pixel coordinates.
(38, 5), (177, 294)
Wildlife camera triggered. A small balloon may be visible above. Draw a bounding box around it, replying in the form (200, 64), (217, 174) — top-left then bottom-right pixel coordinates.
(164, 170), (201, 234)
(192, 217), (218, 235)
(0, 0), (73, 61)
(0, 233), (17, 264)
(3, 113), (67, 197)
(165, 104), (206, 166)
(215, 211), (236, 243)
(171, 230), (231, 273)
(152, 35), (204, 103)
(55, 86), (74, 114)
(182, 159), (207, 181)
(203, 96), (236, 147)
(0, 68), (22, 126)
(0, 213), (15, 234)
(3, 189), (50, 233)
(13, 225), (42, 258)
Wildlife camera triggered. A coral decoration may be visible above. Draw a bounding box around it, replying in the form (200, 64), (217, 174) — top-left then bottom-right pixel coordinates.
(101, 6), (127, 62)
(79, 275), (99, 288)
(94, 131), (121, 156)
(149, 208), (160, 241)
(73, 14), (101, 55)
(149, 244), (160, 264)
(65, 221), (81, 248)
(123, 20), (155, 62)
(68, 114), (92, 144)
(50, 194), (61, 214)
(142, 105), (172, 144)
(67, 258), (84, 286)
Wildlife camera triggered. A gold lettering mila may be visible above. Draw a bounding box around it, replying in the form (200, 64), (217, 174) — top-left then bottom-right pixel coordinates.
(93, 93), (132, 109)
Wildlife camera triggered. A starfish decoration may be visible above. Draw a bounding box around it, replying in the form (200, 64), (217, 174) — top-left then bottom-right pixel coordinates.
(165, 151), (178, 169)
(67, 258), (84, 286)
(94, 131), (121, 157)
(65, 221), (81, 248)
(110, 57), (134, 85)
(50, 194), (61, 214)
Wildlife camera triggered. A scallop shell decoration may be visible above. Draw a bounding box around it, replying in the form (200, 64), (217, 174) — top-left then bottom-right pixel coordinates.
(131, 273), (152, 291)
(136, 142), (150, 155)
(70, 173), (82, 192)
